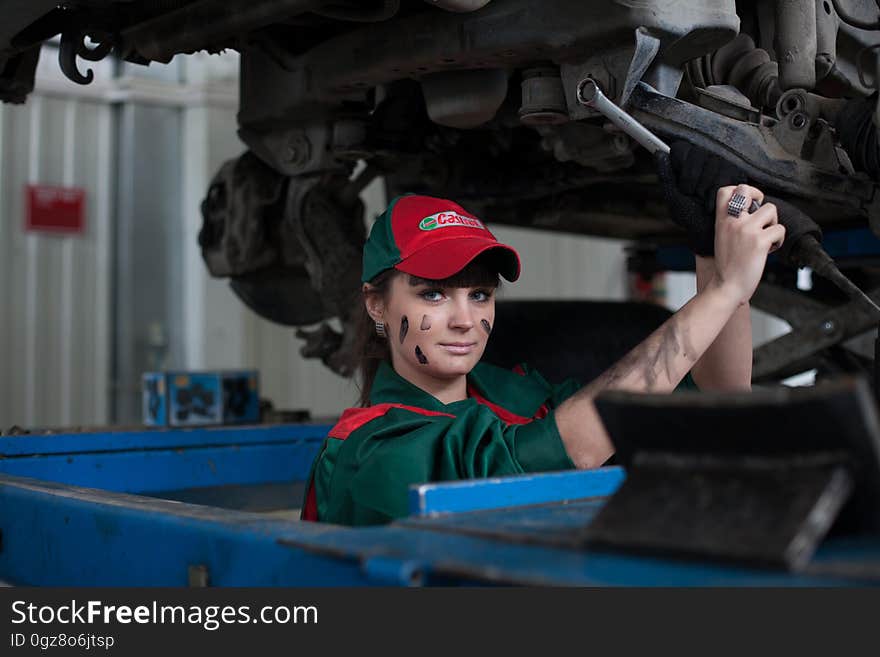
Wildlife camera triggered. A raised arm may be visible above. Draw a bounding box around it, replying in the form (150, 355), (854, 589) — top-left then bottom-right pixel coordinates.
(554, 185), (782, 469)
(689, 254), (753, 391)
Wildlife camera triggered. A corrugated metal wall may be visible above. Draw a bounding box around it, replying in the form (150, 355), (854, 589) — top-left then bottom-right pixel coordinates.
(0, 48), (242, 428)
(110, 55), (242, 424)
(113, 102), (186, 422)
(0, 65), (114, 429)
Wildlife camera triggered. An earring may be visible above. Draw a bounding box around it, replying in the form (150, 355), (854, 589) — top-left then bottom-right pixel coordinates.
(375, 321), (387, 338)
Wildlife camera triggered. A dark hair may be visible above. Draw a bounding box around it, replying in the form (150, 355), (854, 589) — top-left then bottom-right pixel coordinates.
(354, 253), (502, 406)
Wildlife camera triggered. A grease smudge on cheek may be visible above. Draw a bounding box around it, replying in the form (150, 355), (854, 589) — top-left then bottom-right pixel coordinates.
(481, 319), (492, 335)
(399, 316), (409, 344)
(420, 315), (432, 331)
(415, 346), (429, 365)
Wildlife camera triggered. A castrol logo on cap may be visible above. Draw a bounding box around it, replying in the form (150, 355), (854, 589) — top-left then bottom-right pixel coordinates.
(418, 211), (486, 231)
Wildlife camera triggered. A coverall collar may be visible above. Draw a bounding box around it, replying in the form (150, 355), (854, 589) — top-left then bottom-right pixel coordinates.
(370, 360), (464, 412)
(370, 360), (550, 417)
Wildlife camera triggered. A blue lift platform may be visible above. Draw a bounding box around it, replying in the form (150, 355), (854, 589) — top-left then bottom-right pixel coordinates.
(1, 423), (879, 586)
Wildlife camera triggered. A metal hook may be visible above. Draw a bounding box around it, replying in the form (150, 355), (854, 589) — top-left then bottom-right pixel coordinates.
(59, 30), (95, 85)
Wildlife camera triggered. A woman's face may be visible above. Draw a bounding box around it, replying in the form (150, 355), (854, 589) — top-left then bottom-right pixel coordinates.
(370, 272), (497, 385)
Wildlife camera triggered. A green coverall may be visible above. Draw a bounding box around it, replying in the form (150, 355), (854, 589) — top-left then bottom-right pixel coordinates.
(302, 360), (582, 525)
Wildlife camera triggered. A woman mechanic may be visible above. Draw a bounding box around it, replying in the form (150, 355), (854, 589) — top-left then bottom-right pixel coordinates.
(302, 155), (784, 526)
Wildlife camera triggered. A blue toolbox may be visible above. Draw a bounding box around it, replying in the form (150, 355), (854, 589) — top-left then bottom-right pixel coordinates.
(142, 370), (260, 427)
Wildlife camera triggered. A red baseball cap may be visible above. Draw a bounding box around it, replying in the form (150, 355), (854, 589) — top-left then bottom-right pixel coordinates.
(362, 195), (521, 283)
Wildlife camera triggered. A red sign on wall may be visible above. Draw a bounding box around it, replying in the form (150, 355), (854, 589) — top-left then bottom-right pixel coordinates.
(25, 185), (86, 235)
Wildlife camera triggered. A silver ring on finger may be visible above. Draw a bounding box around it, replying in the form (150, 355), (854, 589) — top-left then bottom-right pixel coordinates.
(726, 192), (748, 218)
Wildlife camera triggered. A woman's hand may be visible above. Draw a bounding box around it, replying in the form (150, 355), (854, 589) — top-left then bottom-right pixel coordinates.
(711, 184), (785, 306)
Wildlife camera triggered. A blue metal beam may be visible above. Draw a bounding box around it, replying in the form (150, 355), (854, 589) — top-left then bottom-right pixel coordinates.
(408, 467), (625, 516)
(400, 497), (608, 547)
(0, 473), (368, 586)
(3, 473), (874, 587)
(282, 507), (878, 587)
(0, 424), (331, 456)
(0, 442), (322, 493)
(0, 424), (329, 494)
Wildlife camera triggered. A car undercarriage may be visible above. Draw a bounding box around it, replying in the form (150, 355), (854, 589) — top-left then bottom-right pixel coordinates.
(4, 0), (880, 383)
